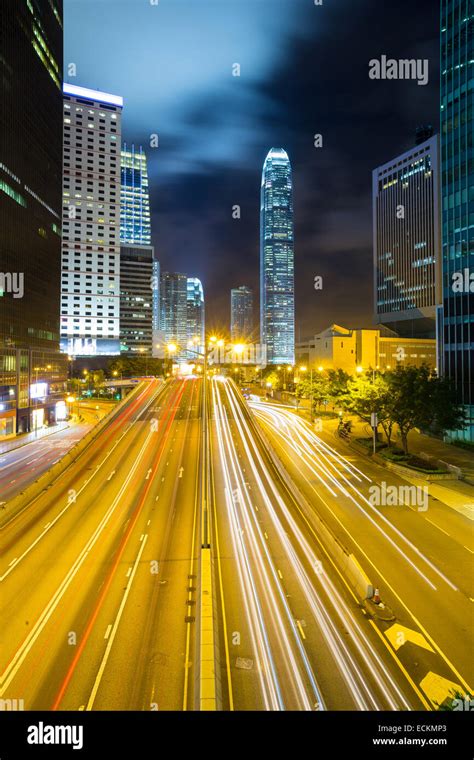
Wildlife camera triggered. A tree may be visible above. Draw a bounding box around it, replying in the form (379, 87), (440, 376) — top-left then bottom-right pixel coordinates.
(295, 373), (331, 414)
(343, 373), (394, 445)
(327, 369), (350, 401)
(385, 365), (466, 454)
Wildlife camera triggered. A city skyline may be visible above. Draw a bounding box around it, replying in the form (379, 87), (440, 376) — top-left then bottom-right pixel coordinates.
(63, 0), (440, 338)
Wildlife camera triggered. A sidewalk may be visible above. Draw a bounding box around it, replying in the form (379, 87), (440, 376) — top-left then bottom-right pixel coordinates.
(0, 422), (69, 455)
(260, 391), (474, 519)
(319, 415), (474, 520)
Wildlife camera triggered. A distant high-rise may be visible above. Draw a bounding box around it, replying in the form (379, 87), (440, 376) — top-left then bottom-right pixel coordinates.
(0, 0), (67, 437)
(441, 0), (473, 441)
(186, 278), (205, 357)
(120, 145), (157, 356)
(260, 148), (295, 365)
(120, 144), (151, 245)
(160, 272), (188, 358)
(119, 246), (155, 356)
(231, 286), (253, 341)
(60, 83), (123, 357)
(373, 135), (442, 338)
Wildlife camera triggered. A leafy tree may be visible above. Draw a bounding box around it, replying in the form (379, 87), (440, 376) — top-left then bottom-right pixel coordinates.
(343, 373), (394, 445)
(385, 365), (466, 454)
(296, 374), (331, 414)
(326, 369), (350, 402)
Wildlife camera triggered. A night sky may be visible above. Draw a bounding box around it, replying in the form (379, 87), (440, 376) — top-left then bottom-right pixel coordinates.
(65, 0), (439, 340)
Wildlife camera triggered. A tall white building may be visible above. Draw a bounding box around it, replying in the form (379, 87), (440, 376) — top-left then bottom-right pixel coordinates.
(60, 84), (123, 356)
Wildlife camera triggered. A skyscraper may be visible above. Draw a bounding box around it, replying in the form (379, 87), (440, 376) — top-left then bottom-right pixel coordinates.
(373, 135), (442, 338)
(120, 145), (157, 356)
(60, 83), (123, 357)
(0, 0), (67, 437)
(186, 278), (205, 357)
(120, 144), (151, 245)
(441, 0), (474, 441)
(260, 148), (295, 365)
(160, 272), (188, 358)
(231, 286), (253, 341)
(119, 246), (155, 355)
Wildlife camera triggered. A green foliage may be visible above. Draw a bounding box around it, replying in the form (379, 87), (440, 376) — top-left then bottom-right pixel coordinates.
(385, 365), (466, 454)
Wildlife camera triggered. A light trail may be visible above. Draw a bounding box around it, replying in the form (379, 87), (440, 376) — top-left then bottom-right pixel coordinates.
(251, 400), (458, 592)
(212, 378), (412, 711)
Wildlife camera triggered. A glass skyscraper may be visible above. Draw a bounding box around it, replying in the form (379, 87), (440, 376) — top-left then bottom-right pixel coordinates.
(1, 0), (67, 437)
(160, 272), (188, 358)
(186, 277), (205, 357)
(120, 144), (151, 245)
(373, 135), (442, 339)
(441, 0), (474, 441)
(260, 148), (295, 365)
(231, 286), (253, 341)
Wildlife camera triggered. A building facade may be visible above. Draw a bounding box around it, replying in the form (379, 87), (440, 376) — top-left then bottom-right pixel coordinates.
(119, 245), (155, 356)
(231, 285), (253, 341)
(186, 277), (205, 357)
(373, 134), (442, 338)
(160, 272), (188, 358)
(119, 145), (157, 357)
(260, 148), (295, 365)
(296, 324), (436, 375)
(60, 84), (123, 357)
(441, 0), (474, 441)
(0, 0), (67, 438)
(120, 144), (151, 246)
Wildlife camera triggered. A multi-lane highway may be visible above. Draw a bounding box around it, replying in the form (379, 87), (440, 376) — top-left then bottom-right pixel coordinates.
(1, 377), (202, 711)
(1, 374), (472, 712)
(247, 392), (473, 708)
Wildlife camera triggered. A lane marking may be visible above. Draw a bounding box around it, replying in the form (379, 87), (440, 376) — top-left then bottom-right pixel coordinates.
(104, 625), (112, 640)
(419, 671), (464, 709)
(384, 624), (435, 653)
(86, 536), (149, 710)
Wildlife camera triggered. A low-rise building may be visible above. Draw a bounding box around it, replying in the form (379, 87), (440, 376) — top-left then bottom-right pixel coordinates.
(296, 324), (436, 374)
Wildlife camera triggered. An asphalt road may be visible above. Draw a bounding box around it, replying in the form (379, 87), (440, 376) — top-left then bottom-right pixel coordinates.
(247, 393), (473, 709)
(209, 377), (437, 711)
(1, 377), (201, 711)
(1, 374), (471, 712)
(0, 401), (115, 503)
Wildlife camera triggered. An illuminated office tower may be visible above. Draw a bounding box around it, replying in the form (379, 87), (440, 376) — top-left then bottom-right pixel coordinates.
(61, 83), (123, 356)
(260, 148), (294, 365)
(186, 278), (205, 356)
(441, 0), (474, 441)
(0, 0), (67, 437)
(120, 144), (157, 356)
(231, 286), (253, 341)
(120, 144), (151, 245)
(160, 272), (188, 358)
(373, 135), (442, 338)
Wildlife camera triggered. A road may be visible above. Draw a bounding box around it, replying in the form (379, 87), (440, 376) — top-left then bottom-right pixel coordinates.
(0, 401), (115, 503)
(247, 393), (473, 708)
(1, 377), (201, 711)
(209, 377), (433, 711)
(1, 374), (471, 712)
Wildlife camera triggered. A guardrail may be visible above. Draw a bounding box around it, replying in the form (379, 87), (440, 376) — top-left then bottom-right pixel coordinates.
(0, 381), (153, 528)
